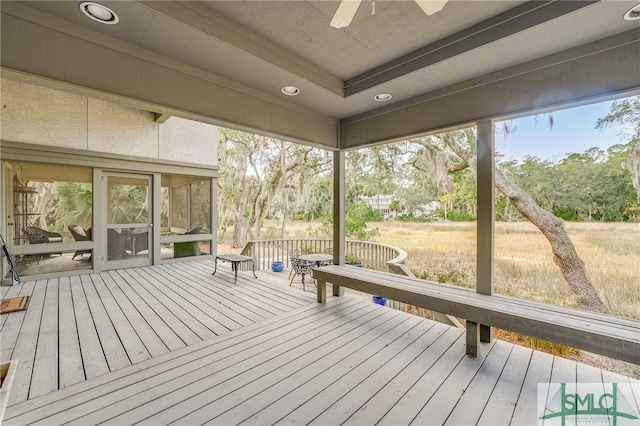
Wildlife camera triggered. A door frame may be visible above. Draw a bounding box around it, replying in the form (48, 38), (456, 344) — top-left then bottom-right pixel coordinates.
(100, 171), (153, 271)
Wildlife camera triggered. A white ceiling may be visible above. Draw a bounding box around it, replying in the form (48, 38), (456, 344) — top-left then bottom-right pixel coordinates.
(10, 0), (640, 121)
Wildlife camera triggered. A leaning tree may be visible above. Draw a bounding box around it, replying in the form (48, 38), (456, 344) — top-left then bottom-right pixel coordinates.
(410, 128), (610, 313)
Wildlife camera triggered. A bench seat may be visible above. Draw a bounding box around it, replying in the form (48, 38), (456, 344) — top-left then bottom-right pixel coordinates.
(312, 264), (640, 364)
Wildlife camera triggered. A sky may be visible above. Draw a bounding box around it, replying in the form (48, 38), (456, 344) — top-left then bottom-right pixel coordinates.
(495, 100), (623, 163)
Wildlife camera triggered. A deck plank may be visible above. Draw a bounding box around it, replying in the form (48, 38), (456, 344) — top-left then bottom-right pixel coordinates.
(123, 267), (202, 345)
(138, 265), (235, 336)
(156, 264), (261, 326)
(171, 262), (283, 319)
(111, 269), (187, 352)
(187, 260), (313, 309)
(299, 321), (452, 426)
(510, 349), (554, 425)
(132, 266), (218, 341)
(5, 298), (359, 425)
(170, 261), (305, 316)
(338, 327), (463, 426)
(410, 337), (498, 425)
(109, 269), (182, 354)
(75, 300), (384, 425)
(477, 342), (533, 425)
(179, 308), (413, 426)
(540, 355), (577, 426)
(3, 298), (354, 423)
(80, 274), (131, 370)
(70, 275), (110, 381)
(7, 279), (47, 406)
(376, 333), (468, 426)
(28, 278), (59, 399)
(57, 275), (85, 389)
(134, 266), (246, 334)
(0, 282), (24, 329)
(89, 272), (152, 364)
(443, 339), (514, 425)
(1, 283), (11, 298)
(0, 279), (36, 363)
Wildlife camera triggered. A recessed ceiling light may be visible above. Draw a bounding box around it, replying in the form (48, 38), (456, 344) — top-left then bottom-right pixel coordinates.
(281, 86), (301, 96)
(623, 4), (640, 20)
(374, 93), (393, 102)
(80, 2), (119, 25)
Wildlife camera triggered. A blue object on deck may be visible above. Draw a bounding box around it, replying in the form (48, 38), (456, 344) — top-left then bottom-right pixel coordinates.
(372, 296), (387, 306)
(271, 261), (285, 272)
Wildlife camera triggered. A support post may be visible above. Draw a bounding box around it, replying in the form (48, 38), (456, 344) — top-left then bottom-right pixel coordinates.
(332, 150), (345, 297)
(476, 119), (495, 343)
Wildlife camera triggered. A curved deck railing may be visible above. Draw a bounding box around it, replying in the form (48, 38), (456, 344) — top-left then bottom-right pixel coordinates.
(240, 238), (459, 326)
(240, 238), (407, 272)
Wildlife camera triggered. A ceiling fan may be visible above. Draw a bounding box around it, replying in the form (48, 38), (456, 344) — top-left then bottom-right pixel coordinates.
(330, 0), (449, 29)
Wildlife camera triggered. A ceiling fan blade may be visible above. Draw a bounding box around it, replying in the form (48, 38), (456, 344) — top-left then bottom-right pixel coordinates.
(414, 0), (449, 16)
(330, 0), (362, 29)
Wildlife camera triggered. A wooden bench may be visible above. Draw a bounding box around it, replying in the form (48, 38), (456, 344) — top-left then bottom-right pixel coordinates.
(313, 265), (640, 364)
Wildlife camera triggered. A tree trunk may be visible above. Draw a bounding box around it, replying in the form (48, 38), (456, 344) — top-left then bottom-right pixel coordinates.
(438, 132), (609, 313)
(232, 158), (249, 249)
(495, 169), (610, 313)
(232, 213), (243, 248)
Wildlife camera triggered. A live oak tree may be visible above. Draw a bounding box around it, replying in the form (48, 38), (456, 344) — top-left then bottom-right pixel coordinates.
(218, 129), (330, 248)
(410, 129), (610, 313)
(596, 96), (640, 203)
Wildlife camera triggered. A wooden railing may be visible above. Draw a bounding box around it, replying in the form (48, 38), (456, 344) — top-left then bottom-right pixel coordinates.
(240, 238), (407, 272)
(239, 238), (459, 327)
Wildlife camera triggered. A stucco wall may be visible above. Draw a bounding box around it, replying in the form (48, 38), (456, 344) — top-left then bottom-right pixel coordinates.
(0, 78), (217, 166)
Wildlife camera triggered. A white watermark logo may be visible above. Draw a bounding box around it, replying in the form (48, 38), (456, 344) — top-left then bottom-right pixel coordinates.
(538, 383), (640, 425)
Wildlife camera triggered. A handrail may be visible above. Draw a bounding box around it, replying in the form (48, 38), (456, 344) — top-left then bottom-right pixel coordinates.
(240, 238), (407, 272)
(241, 238), (457, 328)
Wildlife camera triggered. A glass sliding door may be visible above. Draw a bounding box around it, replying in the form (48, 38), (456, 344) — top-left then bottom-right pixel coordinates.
(104, 172), (152, 268)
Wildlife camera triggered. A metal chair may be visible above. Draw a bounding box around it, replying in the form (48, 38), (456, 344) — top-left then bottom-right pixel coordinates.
(289, 257), (316, 291)
(288, 248), (302, 280)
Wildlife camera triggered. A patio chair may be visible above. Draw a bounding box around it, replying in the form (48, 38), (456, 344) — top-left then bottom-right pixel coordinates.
(125, 229), (148, 255)
(174, 226), (203, 258)
(289, 257), (316, 291)
(107, 228), (129, 260)
(68, 225), (92, 260)
(24, 226), (63, 244)
(288, 248), (302, 280)
(23, 226), (63, 260)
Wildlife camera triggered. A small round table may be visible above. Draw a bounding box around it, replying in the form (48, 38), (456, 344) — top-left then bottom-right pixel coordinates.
(299, 253), (333, 267)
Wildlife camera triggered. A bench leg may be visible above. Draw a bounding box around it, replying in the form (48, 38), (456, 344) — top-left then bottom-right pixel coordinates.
(480, 324), (492, 343)
(466, 321), (479, 357)
(317, 279), (327, 303)
(332, 284), (344, 297)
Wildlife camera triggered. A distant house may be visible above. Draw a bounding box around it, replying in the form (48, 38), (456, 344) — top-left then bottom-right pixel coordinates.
(359, 195), (394, 215)
(360, 195), (441, 218)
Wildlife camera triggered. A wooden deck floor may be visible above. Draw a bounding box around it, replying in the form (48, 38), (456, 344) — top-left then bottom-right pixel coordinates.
(0, 259), (314, 407)
(2, 259), (639, 425)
